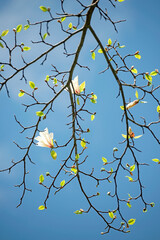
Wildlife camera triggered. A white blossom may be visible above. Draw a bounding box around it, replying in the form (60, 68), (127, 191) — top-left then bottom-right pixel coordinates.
(35, 128), (54, 148)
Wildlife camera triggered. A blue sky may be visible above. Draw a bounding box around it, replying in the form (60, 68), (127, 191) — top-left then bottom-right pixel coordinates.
(0, 0), (160, 239)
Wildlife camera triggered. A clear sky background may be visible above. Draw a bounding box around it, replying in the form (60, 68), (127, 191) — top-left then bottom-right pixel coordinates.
(0, 0), (160, 239)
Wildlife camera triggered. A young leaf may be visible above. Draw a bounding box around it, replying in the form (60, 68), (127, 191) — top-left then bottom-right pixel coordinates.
(91, 115), (95, 121)
(24, 25), (30, 30)
(75, 154), (79, 160)
(29, 81), (35, 89)
(60, 180), (65, 187)
(131, 68), (138, 74)
(126, 176), (133, 182)
(39, 6), (48, 12)
(134, 135), (142, 139)
(23, 46), (31, 51)
(108, 38), (112, 45)
(74, 210), (83, 214)
(71, 168), (77, 174)
(77, 97), (80, 105)
(119, 45), (125, 48)
(43, 33), (48, 40)
(1, 29), (9, 37)
(135, 54), (141, 59)
(45, 75), (49, 81)
(127, 202), (132, 208)
(135, 90), (138, 99)
(150, 71), (158, 76)
(157, 105), (160, 113)
(128, 219), (136, 225)
(36, 111), (44, 117)
(118, 0), (125, 2)
(61, 17), (66, 22)
(145, 74), (152, 82)
(18, 91), (25, 97)
(53, 78), (57, 84)
(81, 138), (86, 148)
(108, 211), (114, 219)
(92, 52), (95, 60)
(39, 174), (44, 183)
(51, 150), (57, 160)
(16, 24), (22, 32)
(130, 165), (135, 172)
(152, 158), (160, 163)
(102, 157), (107, 163)
(68, 22), (72, 29)
(38, 205), (45, 210)
(120, 106), (124, 110)
(0, 42), (4, 48)
(79, 81), (85, 92)
(98, 48), (103, 53)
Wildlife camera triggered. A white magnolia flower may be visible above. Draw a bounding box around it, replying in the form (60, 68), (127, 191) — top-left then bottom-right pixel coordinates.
(35, 128), (54, 148)
(70, 75), (80, 95)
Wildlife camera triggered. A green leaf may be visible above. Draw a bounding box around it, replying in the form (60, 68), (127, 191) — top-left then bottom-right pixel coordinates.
(135, 90), (138, 99)
(29, 81), (35, 89)
(74, 210), (83, 215)
(157, 105), (160, 113)
(71, 168), (77, 174)
(36, 111), (44, 117)
(128, 219), (136, 225)
(119, 45), (125, 48)
(108, 211), (114, 219)
(134, 135), (142, 139)
(140, 101), (147, 104)
(23, 46), (31, 51)
(1, 29), (9, 37)
(0, 42), (4, 48)
(145, 74), (152, 82)
(18, 91), (25, 97)
(51, 150), (57, 160)
(128, 193), (132, 199)
(135, 54), (141, 59)
(43, 33), (48, 40)
(68, 22), (72, 29)
(61, 17), (66, 22)
(122, 134), (130, 139)
(39, 174), (44, 183)
(108, 38), (112, 45)
(150, 71), (158, 76)
(126, 176), (133, 182)
(53, 78), (57, 84)
(60, 180), (65, 187)
(131, 68), (138, 74)
(120, 106), (124, 110)
(79, 81), (85, 92)
(127, 202), (132, 208)
(75, 154), (79, 160)
(152, 158), (160, 163)
(77, 97), (80, 105)
(24, 24), (30, 30)
(102, 157), (107, 163)
(45, 75), (49, 81)
(16, 24), (22, 33)
(130, 165), (135, 172)
(40, 6), (48, 12)
(91, 115), (95, 121)
(92, 52), (95, 60)
(118, 0), (125, 2)
(1, 64), (4, 69)
(38, 205), (45, 210)
(98, 49), (103, 53)
(150, 202), (155, 207)
(81, 138), (86, 148)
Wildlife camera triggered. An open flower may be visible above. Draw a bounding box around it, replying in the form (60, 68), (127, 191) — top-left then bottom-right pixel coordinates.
(70, 75), (80, 95)
(122, 127), (142, 139)
(35, 128), (54, 148)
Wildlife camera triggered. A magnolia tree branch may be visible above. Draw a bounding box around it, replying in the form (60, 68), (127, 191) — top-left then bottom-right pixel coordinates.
(0, 0), (160, 236)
